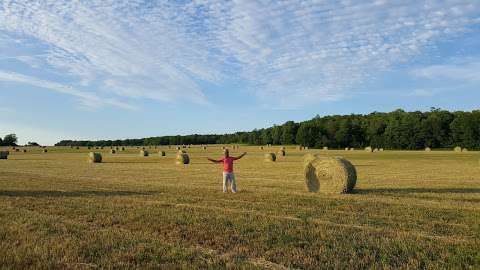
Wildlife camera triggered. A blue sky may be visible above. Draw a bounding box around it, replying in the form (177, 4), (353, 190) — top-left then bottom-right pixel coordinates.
(0, 0), (479, 145)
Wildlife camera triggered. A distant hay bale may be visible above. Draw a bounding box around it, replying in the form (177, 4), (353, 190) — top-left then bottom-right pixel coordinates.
(87, 146), (91, 150)
(323, 146), (328, 150)
(264, 153), (276, 162)
(110, 149), (116, 154)
(176, 152), (190, 164)
(42, 149), (48, 153)
(462, 148), (468, 152)
(303, 155), (357, 194)
(15, 149), (19, 152)
(121, 147), (125, 151)
(221, 146), (226, 150)
(160, 150), (166, 156)
(203, 146), (207, 150)
(23, 149), (27, 153)
(379, 148), (384, 152)
(454, 146), (462, 152)
(365, 146), (372, 152)
(345, 147), (349, 151)
(260, 146), (264, 150)
(373, 148), (379, 152)
(305, 146), (309, 150)
(297, 146), (303, 150)
(425, 147), (431, 151)
(350, 148), (354, 151)
(176, 146), (181, 150)
(76, 146), (80, 150)
(0, 151), (8, 159)
(88, 152), (102, 163)
(140, 150), (149, 157)
(278, 149), (286, 156)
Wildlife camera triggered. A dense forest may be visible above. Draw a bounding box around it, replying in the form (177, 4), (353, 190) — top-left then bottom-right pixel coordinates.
(56, 108), (480, 150)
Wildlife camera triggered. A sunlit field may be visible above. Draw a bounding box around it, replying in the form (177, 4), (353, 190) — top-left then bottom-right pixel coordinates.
(0, 146), (479, 269)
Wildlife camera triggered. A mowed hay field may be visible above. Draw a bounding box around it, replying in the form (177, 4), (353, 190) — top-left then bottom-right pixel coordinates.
(0, 146), (479, 269)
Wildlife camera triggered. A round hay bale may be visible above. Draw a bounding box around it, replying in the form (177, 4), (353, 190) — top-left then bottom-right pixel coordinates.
(305, 146), (309, 150)
(110, 149), (116, 154)
(260, 146), (264, 150)
(373, 148), (379, 152)
(349, 148), (354, 151)
(160, 150), (166, 156)
(365, 146), (372, 152)
(297, 146), (303, 150)
(176, 152), (190, 164)
(454, 146), (462, 152)
(121, 147), (125, 151)
(425, 147), (431, 151)
(280, 146), (285, 151)
(176, 146), (181, 150)
(0, 151), (9, 159)
(278, 149), (286, 156)
(303, 155), (357, 194)
(462, 148), (468, 152)
(323, 146), (328, 150)
(88, 152), (102, 163)
(42, 149), (48, 153)
(15, 149), (19, 152)
(140, 150), (149, 157)
(264, 153), (276, 162)
(23, 149), (27, 153)
(345, 147), (349, 151)
(203, 146), (207, 150)
(379, 148), (384, 152)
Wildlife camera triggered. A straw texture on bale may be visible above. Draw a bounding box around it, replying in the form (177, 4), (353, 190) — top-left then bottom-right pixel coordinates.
(160, 151), (166, 156)
(264, 153), (276, 162)
(425, 147), (431, 151)
(0, 151), (8, 159)
(454, 146), (462, 152)
(303, 154), (357, 194)
(176, 152), (190, 164)
(365, 146), (372, 152)
(140, 150), (149, 157)
(88, 152), (102, 163)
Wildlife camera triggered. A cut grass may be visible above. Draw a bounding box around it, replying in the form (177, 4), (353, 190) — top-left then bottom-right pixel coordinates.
(0, 146), (479, 269)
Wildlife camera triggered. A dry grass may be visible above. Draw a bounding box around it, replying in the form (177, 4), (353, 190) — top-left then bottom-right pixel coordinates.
(0, 146), (479, 269)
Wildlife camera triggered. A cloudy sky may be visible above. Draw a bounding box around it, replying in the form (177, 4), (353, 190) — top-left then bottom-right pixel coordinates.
(0, 0), (479, 145)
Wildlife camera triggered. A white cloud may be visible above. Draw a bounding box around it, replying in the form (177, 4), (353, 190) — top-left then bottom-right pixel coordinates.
(410, 58), (480, 83)
(0, 70), (136, 110)
(0, 0), (478, 107)
(403, 89), (436, 97)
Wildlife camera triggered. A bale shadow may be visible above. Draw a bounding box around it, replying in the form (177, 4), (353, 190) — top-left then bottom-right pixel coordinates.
(356, 188), (480, 194)
(0, 190), (157, 198)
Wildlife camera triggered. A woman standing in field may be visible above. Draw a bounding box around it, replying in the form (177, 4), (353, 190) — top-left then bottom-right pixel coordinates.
(207, 149), (247, 193)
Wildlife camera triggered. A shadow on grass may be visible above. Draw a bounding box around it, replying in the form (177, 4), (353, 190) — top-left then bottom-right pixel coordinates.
(0, 190), (157, 198)
(356, 188), (480, 194)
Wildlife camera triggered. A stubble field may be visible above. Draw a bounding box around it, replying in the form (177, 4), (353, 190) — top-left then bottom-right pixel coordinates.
(0, 146), (479, 269)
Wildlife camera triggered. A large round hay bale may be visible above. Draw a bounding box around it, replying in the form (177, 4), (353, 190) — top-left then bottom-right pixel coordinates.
(454, 146), (462, 152)
(278, 149), (286, 156)
(110, 149), (116, 154)
(425, 147), (431, 151)
(176, 152), (190, 164)
(365, 146), (372, 152)
(462, 148), (468, 152)
(140, 150), (149, 157)
(88, 152), (102, 163)
(160, 150), (166, 156)
(0, 151), (9, 159)
(303, 155), (357, 194)
(264, 153), (276, 162)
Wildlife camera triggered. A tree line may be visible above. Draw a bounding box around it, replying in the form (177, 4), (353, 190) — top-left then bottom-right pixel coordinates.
(55, 108), (480, 150)
(0, 134), (18, 146)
